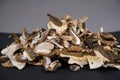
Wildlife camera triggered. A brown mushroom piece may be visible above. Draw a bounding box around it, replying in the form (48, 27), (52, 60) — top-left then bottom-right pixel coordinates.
(43, 56), (61, 71)
(47, 14), (68, 35)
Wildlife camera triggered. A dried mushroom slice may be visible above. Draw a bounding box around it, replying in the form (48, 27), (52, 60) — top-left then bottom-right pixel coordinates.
(34, 42), (54, 55)
(47, 14), (68, 35)
(43, 56), (61, 71)
(1, 60), (14, 68)
(100, 32), (116, 41)
(69, 64), (80, 72)
(87, 56), (104, 69)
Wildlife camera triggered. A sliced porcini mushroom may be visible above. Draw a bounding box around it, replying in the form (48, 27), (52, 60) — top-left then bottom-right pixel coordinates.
(10, 59), (26, 70)
(68, 57), (87, 68)
(55, 49), (86, 68)
(93, 47), (110, 61)
(37, 29), (51, 43)
(69, 64), (80, 72)
(69, 28), (81, 45)
(47, 14), (68, 35)
(100, 32), (116, 41)
(47, 13), (62, 26)
(1, 60), (14, 68)
(43, 56), (61, 71)
(22, 50), (36, 61)
(1, 42), (21, 58)
(86, 56), (104, 69)
(34, 42), (54, 55)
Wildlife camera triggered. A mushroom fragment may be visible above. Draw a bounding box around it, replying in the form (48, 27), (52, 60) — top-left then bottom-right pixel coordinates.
(34, 42), (54, 55)
(43, 56), (61, 71)
(0, 14), (120, 71)
(47, 14), (68, 35)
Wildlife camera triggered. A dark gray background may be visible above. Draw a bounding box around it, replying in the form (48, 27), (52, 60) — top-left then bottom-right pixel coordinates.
(0, 0), (120, 33)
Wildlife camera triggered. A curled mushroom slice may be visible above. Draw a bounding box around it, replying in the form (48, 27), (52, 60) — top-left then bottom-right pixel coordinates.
(47, 14), (68, 35)
(1, 42), (21, 58)
(34, 42), (54, 55)
(70, 28), (81, 45)
(43, 56), (61, 71)
(100, 32), (116, 41)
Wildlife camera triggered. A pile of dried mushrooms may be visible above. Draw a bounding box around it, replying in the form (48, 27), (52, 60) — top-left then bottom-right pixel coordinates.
(0, 14), (120, 72)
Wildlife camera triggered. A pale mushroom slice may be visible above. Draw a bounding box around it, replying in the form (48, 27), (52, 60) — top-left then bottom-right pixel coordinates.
(34, 42), (54, 55)
(10, 58), (26, 70)
(43, 56), (61, 71)
(1, 42), (21, 58)
(68, 57), (87, 68)
(86, 56), (104, 69)
(47, 14), (68, 35)
(55, 49), (87, 68)
(22, 49), (36, 61)
(1, 42), (26, 70)
(69, 28), (81, 45)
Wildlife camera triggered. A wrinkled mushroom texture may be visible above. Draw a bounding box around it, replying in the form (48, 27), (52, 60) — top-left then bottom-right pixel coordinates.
(34, 42), (54, 54)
